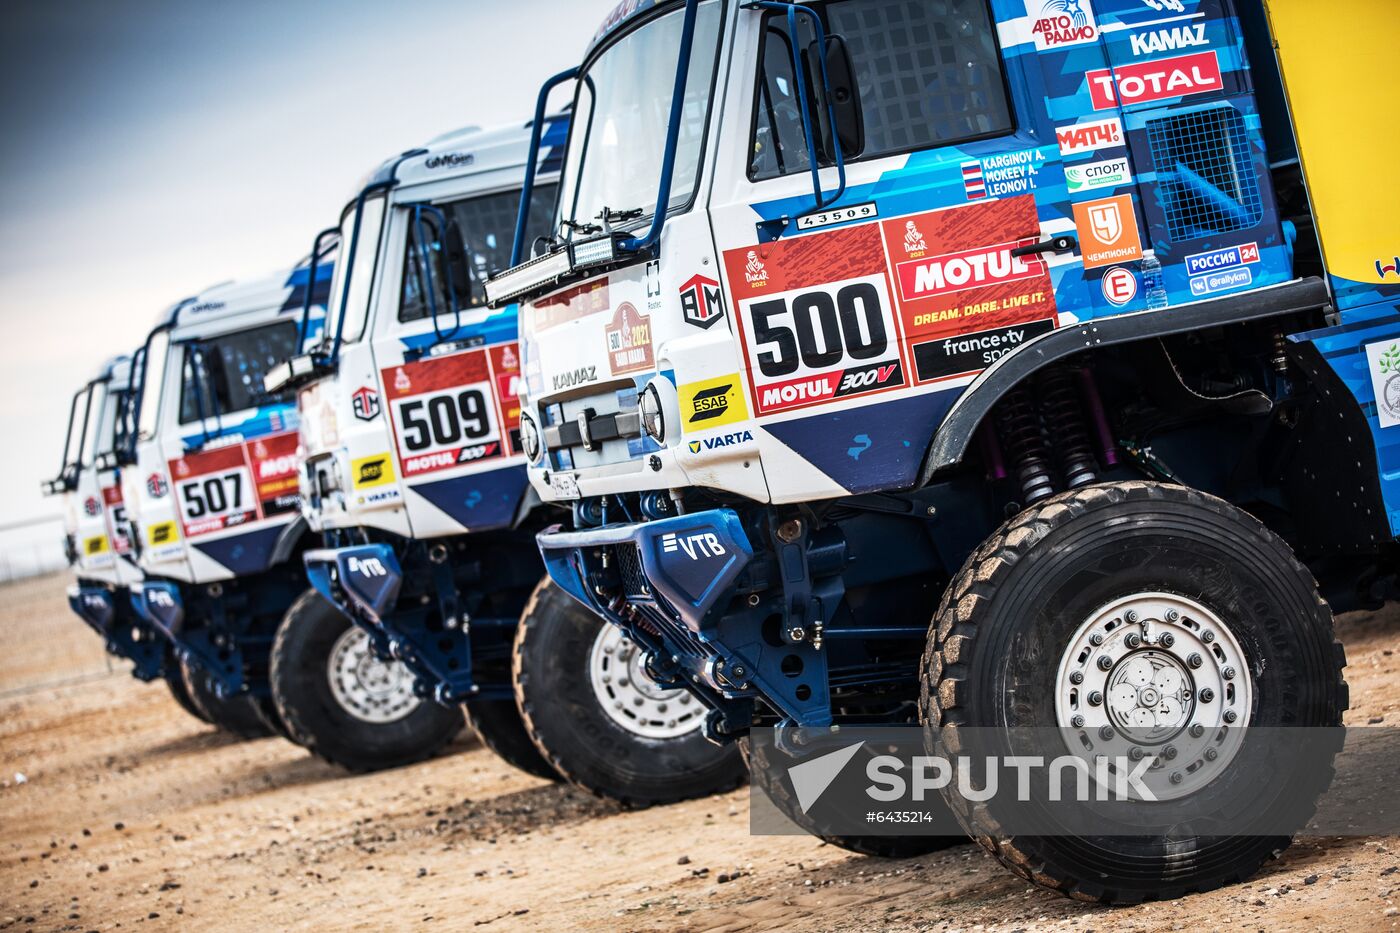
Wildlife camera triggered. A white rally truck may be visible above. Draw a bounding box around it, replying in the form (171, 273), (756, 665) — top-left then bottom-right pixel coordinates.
(266, 116), (745, 800)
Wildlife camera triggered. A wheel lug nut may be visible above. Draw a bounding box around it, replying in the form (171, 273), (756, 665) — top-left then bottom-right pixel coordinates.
(1124, 610), (1138, 623)
(1097, 656), (1114, 671)
(1099, 726), (1114, 740)
(1222, 666), (1235, 680)
(1201, 630), (1214, 643)
(1170, 771), (1183, 784)
(1090, 633), (1105, 646)
(1189, 723), (1205, 738)
(1124, 633), (1142, 649)
(1071, 715), (1085, 728)
(1165, 609), (1179, 622)
(1223, 709), (1237, 723)
(1199, 688), (1215, 702)
(1163, 745), (1177, 760)
(1070, 671), (1084, 685)
(1088, 691), (1103, 706)
(1204, 748), (1219, 761)
(1188, 653), (1203, 669)
(1128, 746), (1144, 761)
(1160, 633), (1175, 648)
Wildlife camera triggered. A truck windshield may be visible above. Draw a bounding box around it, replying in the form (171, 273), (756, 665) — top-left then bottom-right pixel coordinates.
(555, 0), (722, 239)
(179, 321), (299, 424)
(324, 194), (387, 348)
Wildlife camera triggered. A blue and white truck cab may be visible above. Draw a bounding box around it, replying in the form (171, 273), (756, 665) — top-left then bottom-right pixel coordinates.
(491, 0), (1393, 902)
(267, 117), (745, 800)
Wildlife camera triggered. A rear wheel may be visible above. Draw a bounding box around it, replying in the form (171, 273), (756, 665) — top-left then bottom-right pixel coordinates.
(924, 481), (1348, 904)
(178, 656), (273, 739)
(270, 589), (463, 772)
(513, 579), (747, 806)
(463, 699), (559, 781)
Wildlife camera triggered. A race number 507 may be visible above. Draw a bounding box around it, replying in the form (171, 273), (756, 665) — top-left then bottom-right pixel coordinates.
(740, 274), (905, 415)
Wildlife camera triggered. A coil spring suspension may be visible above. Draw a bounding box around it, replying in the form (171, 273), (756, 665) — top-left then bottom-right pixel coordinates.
(1040, 367), (1099, 490)
(995, 366), (1102, 504)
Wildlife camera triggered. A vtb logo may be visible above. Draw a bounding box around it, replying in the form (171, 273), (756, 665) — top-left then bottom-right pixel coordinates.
(661, 530), (727, 561)
(348, 556), (388, 578)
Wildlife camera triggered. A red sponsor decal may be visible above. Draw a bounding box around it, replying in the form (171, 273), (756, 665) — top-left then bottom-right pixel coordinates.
(533, 279), (609, 331)
(383, 345), (515, 479)
(880, 197), (1057, 365)
(102, 485), (123, 506)
(604, 302), (654, 375)
(1086, 50), (1222, 110)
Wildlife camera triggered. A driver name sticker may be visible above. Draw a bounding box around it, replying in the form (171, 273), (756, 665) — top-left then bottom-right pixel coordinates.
(724, 224), (907, 416)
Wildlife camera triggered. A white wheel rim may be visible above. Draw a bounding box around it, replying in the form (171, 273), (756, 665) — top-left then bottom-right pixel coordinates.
(1054, 592), (1254, 801)
(588, 624), (705, 740)
(327, 626), (421, 724)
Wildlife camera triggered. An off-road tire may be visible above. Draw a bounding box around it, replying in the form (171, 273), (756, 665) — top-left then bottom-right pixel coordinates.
(178, 656), (273, 739)
(270, 589), (463, 772)
(741, 736), (964, 858)
(513, 578), (747, 807)
(923, 481), (1348, 904)
(463, 699), (559, 781)
(251, 696), (298, 743)
(163, 652), (212, 725)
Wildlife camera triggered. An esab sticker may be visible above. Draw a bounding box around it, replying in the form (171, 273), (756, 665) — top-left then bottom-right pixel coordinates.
(679, 373), (748, 432)
(724, 225), (906, 416)
(382, 343), (521, 480)
(882, 195), (1057, 384)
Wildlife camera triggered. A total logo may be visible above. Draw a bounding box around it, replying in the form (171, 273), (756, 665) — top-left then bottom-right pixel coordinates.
(661, 530), (727, 561)
(1027, 0), (1099, 51)
(352, 385), (381, 421)
(1087, 50), (1223, 110)
(744, 250), (769, 288)
(686, 430), (754, 455)
(146, 473), (169, 498)
(348, 556), (388, 577)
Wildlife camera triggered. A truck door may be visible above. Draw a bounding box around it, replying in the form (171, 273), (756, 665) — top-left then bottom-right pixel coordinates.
(72, 383), (114, 576)
(705, 0), (1107, 497)
(367, 184), (557, 538)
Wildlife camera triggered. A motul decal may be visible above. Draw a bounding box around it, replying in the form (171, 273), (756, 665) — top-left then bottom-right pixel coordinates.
(1086, 50), (1223, 110)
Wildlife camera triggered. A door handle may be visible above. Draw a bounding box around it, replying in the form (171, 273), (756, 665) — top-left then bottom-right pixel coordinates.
(1011, 235), (1077, 257)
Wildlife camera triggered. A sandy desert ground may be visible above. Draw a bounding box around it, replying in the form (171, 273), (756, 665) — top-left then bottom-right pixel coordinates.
(2, 571), (1399, 932)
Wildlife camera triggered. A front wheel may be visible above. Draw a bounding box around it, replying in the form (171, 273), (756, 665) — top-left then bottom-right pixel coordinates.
(270, 590), (463, 772)
(513, 579), (747, 806)
(163, 650), (212, 725)
(178, 656), (273, 739)
(924, 481), (1348, 904)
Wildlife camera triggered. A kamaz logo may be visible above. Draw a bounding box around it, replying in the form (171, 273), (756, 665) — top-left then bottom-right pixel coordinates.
(1129, 24), (1206, 57)
(661, 530), (727, 561)
(348, 556), (387, 577)
(553, 366), (597, 390)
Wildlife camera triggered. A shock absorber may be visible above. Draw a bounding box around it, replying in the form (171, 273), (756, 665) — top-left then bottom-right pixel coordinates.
(995, 385), (1056, 504)
(1039, 366), (1099, 490)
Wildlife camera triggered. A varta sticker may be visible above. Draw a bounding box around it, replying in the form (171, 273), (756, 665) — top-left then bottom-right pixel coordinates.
(680, 374), (749, 431)
(686, 430), (755, 455)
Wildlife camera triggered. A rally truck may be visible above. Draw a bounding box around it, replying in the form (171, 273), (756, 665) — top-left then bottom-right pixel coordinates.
(44, 355), (210, 722)
(265, 116), (744, 801)
(120, 260), (464, 766)
(487, 0), (1394, 903)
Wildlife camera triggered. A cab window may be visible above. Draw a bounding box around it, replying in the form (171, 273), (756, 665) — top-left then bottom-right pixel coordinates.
(399, 183), (559, 322)
(178, 321), (298, 424)
(749, 0), (1012, 181)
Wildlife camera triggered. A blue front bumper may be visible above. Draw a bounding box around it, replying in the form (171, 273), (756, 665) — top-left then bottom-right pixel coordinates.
(67, 584), (165, 682)
(538, 509), (836, 730)
(130, 580), (243, 695)
(304, 544), (510, 704)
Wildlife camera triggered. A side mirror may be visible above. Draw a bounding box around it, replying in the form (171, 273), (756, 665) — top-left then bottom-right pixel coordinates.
(821, 34), (863, 159)
(441, 221), (473, 309)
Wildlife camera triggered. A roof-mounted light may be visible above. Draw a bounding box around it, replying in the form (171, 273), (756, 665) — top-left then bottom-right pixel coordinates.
(485, 248), (573, 307)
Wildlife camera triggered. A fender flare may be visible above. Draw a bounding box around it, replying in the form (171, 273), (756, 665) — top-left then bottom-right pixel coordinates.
(918, 276), (1331, 484)
(268, 515), (310, 568)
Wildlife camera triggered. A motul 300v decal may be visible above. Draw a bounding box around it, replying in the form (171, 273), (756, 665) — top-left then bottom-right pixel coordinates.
(724, 224), (908, 416)
(382, 342), (522, 480)
(168, 429), (300, 538)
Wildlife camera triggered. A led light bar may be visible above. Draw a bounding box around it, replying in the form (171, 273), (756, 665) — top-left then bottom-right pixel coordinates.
(485, 248), (574, 307)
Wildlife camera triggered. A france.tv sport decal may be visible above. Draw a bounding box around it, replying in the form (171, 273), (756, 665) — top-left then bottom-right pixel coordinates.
(382, 342), (522, 480)
(168, 430), (300, 538)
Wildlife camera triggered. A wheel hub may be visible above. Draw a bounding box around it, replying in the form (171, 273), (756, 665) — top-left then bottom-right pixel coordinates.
(327, 626), (421, 724)
(1055, 592), (1253, 801)
(588, 625), (705, 740)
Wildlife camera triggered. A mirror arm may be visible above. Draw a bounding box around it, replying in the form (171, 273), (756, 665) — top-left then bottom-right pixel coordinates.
(512, 66), (580, 266)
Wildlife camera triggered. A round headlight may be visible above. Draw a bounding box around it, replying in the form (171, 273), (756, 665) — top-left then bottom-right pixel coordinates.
(520, 412), (542, 463)
(639, 383), (665, 444)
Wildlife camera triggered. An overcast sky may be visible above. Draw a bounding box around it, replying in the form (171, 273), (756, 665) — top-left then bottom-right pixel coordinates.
(0, 0), (616, 532)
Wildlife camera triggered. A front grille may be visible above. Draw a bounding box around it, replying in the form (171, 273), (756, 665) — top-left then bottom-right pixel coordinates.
(1146, 105), (1264, 241)
(616, 544), (649, 597)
